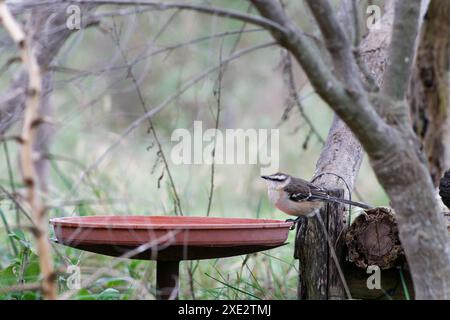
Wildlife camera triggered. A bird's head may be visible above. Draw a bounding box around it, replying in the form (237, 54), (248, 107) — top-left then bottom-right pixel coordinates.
(261, 172), (291, 190)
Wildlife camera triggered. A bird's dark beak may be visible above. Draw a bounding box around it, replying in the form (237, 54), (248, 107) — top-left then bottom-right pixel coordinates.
(261, 175), (269, 180)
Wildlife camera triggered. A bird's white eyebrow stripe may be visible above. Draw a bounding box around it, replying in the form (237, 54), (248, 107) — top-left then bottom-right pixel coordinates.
(270, 175), (286, 180)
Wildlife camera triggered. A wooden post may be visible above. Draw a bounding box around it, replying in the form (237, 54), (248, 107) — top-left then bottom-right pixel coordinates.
(295, 189), (347, 299)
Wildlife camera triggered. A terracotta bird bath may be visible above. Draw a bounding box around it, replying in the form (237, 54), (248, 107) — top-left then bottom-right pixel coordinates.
(50, 215), (292, 299)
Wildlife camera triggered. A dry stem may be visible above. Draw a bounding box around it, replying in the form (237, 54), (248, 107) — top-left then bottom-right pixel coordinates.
(0, 1), (56, 299)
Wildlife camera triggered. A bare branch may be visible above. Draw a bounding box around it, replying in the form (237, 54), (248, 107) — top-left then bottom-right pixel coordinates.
(382, 0), (422, 101)
(251, 0), (391, 157)
(0, 1), (25, 43)
(49, 28), (263, 83)
(68, 41), (275, 195)
(16, 0), (287, 34)
(0, 282), (42, 294)
(305, 0), (363, 89)
(109, 20), (184, 215)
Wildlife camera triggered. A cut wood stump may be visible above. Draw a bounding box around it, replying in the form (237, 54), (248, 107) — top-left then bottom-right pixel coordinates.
(345, 207), (404, 269)
(344, 207), (450, 299)
(344, 206), (414, 299)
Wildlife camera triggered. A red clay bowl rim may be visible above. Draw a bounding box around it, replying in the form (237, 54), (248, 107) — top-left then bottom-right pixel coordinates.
(49, 215), (293, 230)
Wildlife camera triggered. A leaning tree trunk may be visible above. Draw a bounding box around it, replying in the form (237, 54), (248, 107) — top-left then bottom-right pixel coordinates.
(408, 0), (450, 187)
(295, 0), (393, 300)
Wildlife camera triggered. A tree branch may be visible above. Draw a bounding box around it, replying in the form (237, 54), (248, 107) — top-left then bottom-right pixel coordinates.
(382, 0), (422, 101)
(251, 0), (393, 157)
(16, 0), (287, 34)
(305, 0), (363, 89)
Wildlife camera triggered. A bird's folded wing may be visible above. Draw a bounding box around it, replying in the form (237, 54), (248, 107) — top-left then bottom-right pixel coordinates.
(284, 177), (329, 202)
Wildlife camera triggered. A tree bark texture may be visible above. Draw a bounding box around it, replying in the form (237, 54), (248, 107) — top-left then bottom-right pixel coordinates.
(409, 0), (450, 186)
(296, 189), (346, 300)
(346, 207), (404, 270)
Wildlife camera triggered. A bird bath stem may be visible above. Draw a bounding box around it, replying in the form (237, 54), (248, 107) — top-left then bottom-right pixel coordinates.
(156, 260), (179, 299)
(51, 216), (292, 300)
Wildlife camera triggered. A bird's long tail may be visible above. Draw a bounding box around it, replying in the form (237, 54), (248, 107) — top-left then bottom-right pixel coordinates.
(323, 196), (372, 210)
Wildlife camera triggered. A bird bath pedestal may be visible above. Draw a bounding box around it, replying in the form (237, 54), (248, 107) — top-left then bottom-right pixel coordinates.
(51, 216), (292, 299)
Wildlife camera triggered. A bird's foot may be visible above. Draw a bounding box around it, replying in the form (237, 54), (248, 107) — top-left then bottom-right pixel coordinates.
(285, 217), (301, 230)
(306, 209), (320, 218)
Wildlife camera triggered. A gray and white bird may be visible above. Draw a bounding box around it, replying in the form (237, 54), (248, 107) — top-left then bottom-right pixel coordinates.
(261, 172), (371, 225)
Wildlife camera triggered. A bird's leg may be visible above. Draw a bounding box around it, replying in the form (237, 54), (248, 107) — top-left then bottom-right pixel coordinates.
(285, 216), (302, 230)
(306, 208), (320, 218)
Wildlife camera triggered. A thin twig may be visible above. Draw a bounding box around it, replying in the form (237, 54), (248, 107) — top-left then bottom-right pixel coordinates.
(69, 41), (276, 195)
(0, 185), (33, 223)
(0, 135), (23, 143)
(51, 28), (263, 83)
(0, 207), (18, 256)
(110, 18), (184, 215)
(3, 141), (21, 229)
(0, 282), (42, 294)
(19, 0), (288, 34)
(58, 229), (181, 300)
(206, 41), (225, 217)
(283, 53), (325, 145)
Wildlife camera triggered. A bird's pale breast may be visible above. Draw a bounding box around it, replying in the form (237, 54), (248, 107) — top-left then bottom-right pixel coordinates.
(272, 190), (323, 216)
